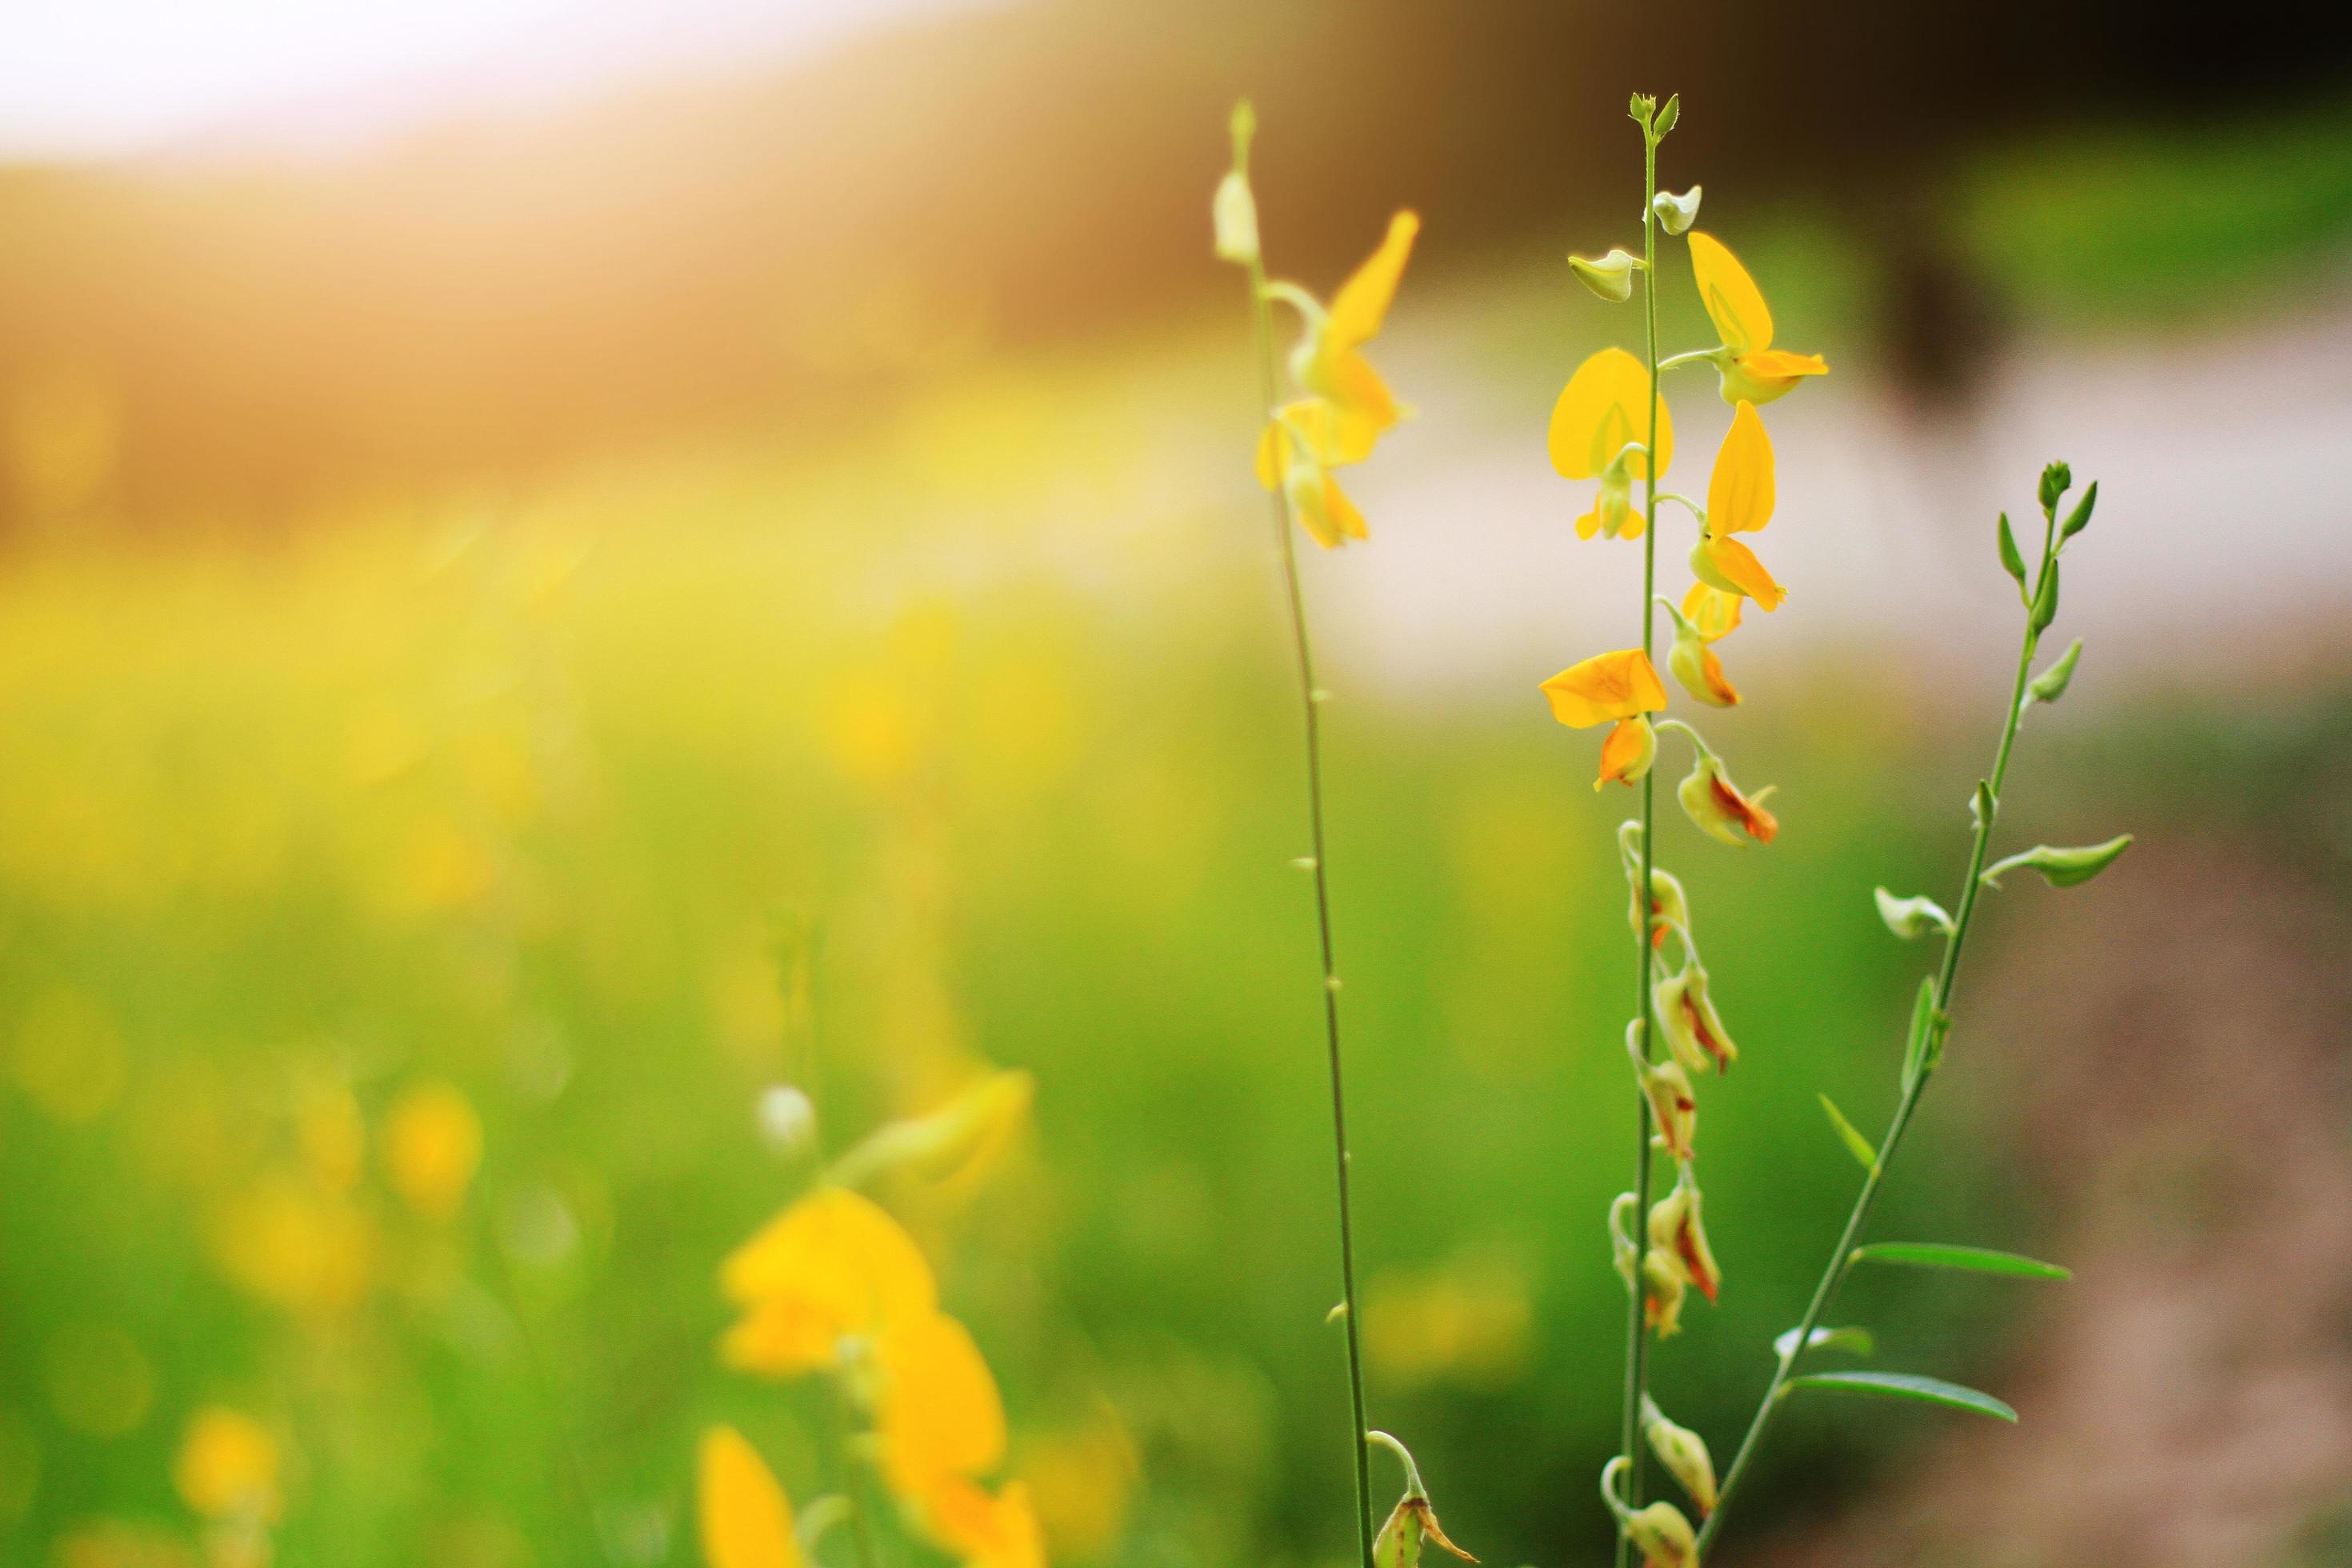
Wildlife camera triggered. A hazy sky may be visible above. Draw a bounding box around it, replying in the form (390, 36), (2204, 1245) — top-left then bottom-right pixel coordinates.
(0, 0), (983, 160)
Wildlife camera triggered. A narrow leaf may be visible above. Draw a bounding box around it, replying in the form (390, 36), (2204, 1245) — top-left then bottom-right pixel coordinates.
(2029, 554), (2061, 635)
(1785, 1370), (2017, 1422)
(2026, 638), (2082, 706)
(1981, 834), (2133, 890)
(2058, 479), (2098, 543)
(1774, 1324), (1876, 1361)
(1818, 1094), (1878, 1173)
(1874, 886), (1954, 941)
(1995, 512), (2027, 599)
(1851, 1242), (2070, 1281)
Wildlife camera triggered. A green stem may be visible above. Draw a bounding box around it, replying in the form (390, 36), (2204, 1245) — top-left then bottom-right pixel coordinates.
(1693, 508), (2057, 1557)
(1243, 252), (1377, 1568)
(1614, 114), (1665, 1568)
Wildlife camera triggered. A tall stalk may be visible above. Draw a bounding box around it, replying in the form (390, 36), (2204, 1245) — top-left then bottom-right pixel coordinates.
(1613, 115), (1665, 1568)
(1694, 502), (2062, 1554)
(1242, 251), (1378, 1568)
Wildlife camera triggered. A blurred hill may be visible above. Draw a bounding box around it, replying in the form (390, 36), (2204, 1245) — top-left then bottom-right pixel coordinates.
(0, 0), (2346, 526)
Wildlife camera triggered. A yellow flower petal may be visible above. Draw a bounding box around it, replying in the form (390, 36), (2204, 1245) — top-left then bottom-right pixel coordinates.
(1687, 231), (1774, 358)
(1286, 459), (1368, 550)
(1738, 350), (1827, 380)
(699, 1426), (800, 1568)
(1693, 534), (1786, 610)
(1547, 348), (1671, 482)
(1317, 350), (1401, 457)
(174, 1408), (281, 1523)
(875, 1313), (1008, 1501)
(1704, 401), (1775, 536)
(719, 1188), (937, 1374)
(382, 1082), (482, 1221)
(1326, 211), (1419, 352)
(1595, 717), (1657, 790)
(1679, 583), (1742, 642)
(923, 1478), (1048, 1568)
(1539, 649), (1668, 729)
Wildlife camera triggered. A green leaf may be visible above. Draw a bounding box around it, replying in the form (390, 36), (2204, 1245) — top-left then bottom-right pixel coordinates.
(1851, 1242), (2071, 1281)
(2026, 638), (2082, 706)
(1874, 886), (1953, 941)
(1980, 834), (2133, 890)
(2029, 554), (2061, 635)
(1818, 1094), (1878, 1174)
(1995, 512), (2027, 599)
(1774, 1324), (1875, 1361)
(2038, 461), (2072, 516)
(1899, 976), (1945, 1091)
(1785, 1370), (2017, 1422)
(2058, 479), (2098, 544)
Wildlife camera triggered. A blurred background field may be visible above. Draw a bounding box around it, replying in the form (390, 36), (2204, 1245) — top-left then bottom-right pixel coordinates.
(1, 4), (2350, 1566)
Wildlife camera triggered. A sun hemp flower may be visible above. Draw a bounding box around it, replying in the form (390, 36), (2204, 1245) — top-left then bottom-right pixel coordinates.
(1686, 231), (1828, 406)
(1542, 649), (1669, 791)
(925, 1478), (1046, 1568)
(699, 1426), (799, 1568)
(1646, 1166), (1722, 1303)
(1569, 247), (1644, 303)
(719, 1186), (938, 1374)
(1674, 735), (1778, 847)
(1549, 347), (1674, 540)
(1659, 596), (1739, 707)
(1681, 582), (1742, 641)
(1639, 1397), (1718, 1517)
(1656, 961), (1737, 1074)
(1626, 1022), (1698, 1160)
(1690, 401), (1786, 611)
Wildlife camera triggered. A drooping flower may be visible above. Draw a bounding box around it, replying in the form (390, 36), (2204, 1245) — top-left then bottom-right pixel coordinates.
(1596, 715), (1657, 791)
(1543, 650), (1669, 791)
(719, 1187), (938, 1376)
(174, 1409), (281, 1525)
(1687, 232), (1827, 406)
(1626, 1023), (1697, 1160)
(1548, 348), (1674, 540)
(699, 1426), (799, 1568)
(1646, 1167), (1722, 1303)
(1675, 742), (1778, 847)
(1640, 1249), (1687, 1338)
(1660, 597), (1739, 707)
(1655, 961), (1737, 1074)
(1690, 401), (1786, 611)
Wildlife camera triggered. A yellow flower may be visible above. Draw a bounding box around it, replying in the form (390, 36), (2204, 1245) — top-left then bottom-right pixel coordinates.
(1690, 400), (1786, 611)
(719, 1187), (938, 1376)
(1256, 404), (1370, 550)
(699, 1426), (799, 1568)
(382, 1082), (482, 1221)
(1660, 598), (1739, 708)
(922, 1478), (1047, 1568)
(874, 1311), (1007, 1503)
(1656, 962), (1737, 1076)
(1675, 745), (1779, 848)
(1539, 649), (1666, 730)
(1548, 348), (1674, 540)
(1291, 211), (1419, 462)
(174, 1409), (280, 1524)
(1686, 232), (1827, 406)
(1595, 716), (1657, 792)
(1679, 582), (1742, 642)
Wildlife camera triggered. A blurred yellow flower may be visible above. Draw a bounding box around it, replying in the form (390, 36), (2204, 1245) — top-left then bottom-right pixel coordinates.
(874, 1311), (1006, 1502)
(1690, 402), (1786, 611)
(720, 1187), (937, 1376)
(1362, 1256), (1533, 1391)
(1539, 650), (1666, 730)
(174, 1409), (281, 1525)
(1686, 233), (1828, 406)
(382, 1082), (482, 1221)
(1290, 211), (1419, 462)
(923, 1478), (1047, 1568)
(1255, 405), (1370, 550)
(1019, 1408), (1137, 1562)
(1548, 347), (1673, 540)
(698, 1426), (798, 1568)
(212, 1175), (378, 1315)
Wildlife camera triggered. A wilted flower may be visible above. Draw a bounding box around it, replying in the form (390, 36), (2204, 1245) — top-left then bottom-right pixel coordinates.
(1655, 961), (1737, 1074)
(1674, 737), (1778, 847)
(1549, 348), (1674, 540)
(1640, 1248), (1687, 1338)
(1646, 1166), (1722, 1303)
(1687, 232), (1827, 406)
(699, 1426), (798, 1568)
(1626, 1023), (1697, 1160)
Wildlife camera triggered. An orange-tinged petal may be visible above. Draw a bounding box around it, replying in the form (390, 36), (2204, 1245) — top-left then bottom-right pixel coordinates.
(700, 1426), (800, 1568)
(875, 1313), (1008, 1500)
(719, 1187), (937, 1356)
(1704, 402), (1774, 535)
(1547, 348), (1670, 482)
(923, 1478), (1048, 1568)
(1540, 649), (1668, 729)
(1595, 717), (1656, 791)
(1326, 211), (1418, 351)
(1687, 232), (1773, 358)
(1680, 583), (1742, 642)
(1694, 534), (1786, 611)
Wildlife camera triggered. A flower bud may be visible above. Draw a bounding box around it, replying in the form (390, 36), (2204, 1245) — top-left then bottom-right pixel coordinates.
(1596, 717), (1657, 791)
(1640, 1398), (1718, 1517)
(1651, 186), (1702, 236)
(1655, 962), (1736, 1075)
(1872, 886), (1953, 941)
(1618, 822), (1690, 952)
(1662, 597), (1739, 707)
(1676, 743), (1778, 847)
(1569, 248), (1643, 304)
(1640, 1247), (1686, 1338)
(1646, 1167), (1721, 1302)
(1626, 1023), (1697, 1159)
(1213, 171), (1260, 265)
(1624, 1500), (1697, 1568)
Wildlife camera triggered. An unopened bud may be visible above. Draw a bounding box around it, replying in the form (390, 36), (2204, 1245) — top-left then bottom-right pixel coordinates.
(1655, 962), (1736, 1075)
(1624, 1500), (1697, 1568)
(1640, 1397), (1718, 1517)
(1662, 597), (1739, 708)
(1646, 1167), (1722, 1303)
(1618, 824), (1690, 952)
(1651, 186), (1702, 236)
(1626, 1023), (1697, 1160)
(1569, 248), (1644, 304)
(2038, 461), (2072, 516)
(1214, 170), (1261, 265)
(2026, 638), (2082, 706)
(1640, 1248), (1686, 1338)
(1872, 887), (1954, 941)
(1980, 834), (2133, 890)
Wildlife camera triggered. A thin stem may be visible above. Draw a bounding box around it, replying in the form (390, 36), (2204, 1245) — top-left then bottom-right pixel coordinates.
(1243, 252), (1377, 1568)
(1614, 115), (1665, 1568)
(1694, 508), (2056, 1556)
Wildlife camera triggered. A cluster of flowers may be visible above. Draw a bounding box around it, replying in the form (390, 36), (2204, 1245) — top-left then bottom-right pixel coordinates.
(700, 1074), (1042, 1568)
(1542, 96), (1829, 1568)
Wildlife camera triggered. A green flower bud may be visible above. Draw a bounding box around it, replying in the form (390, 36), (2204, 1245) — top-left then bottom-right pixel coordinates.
(2027, 638), (2082, 706)
(1651, 186), (1702, 236)
(1873, 887), (1954, 941)
(1624, 1499), (1697, 1567)
(1640, 1397), (1718, 1518)
(1570, 248), (1644, 303)
(1213, 171), (1260, 265)
(2038, 461), (2072, 515)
